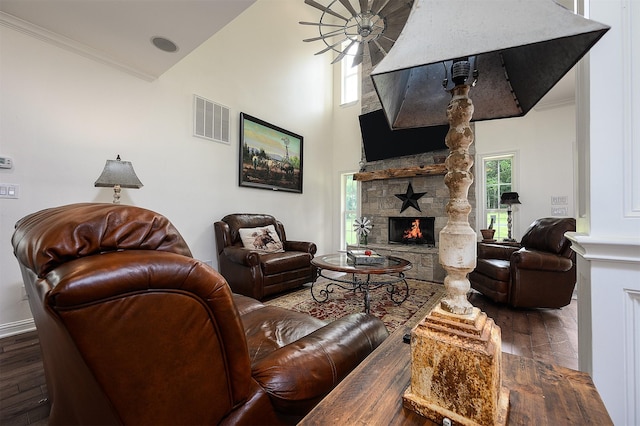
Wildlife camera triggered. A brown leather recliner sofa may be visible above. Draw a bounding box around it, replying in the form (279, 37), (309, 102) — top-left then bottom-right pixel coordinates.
(469, 217), (577, 308)
(12, 203), (388, 425)
(214, 213), (317, 300)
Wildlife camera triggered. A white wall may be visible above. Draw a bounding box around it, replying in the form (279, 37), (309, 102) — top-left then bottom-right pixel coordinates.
(570, 0), (640, 423)
(475, 103), (576, 240)
(0, 0), (340, 334)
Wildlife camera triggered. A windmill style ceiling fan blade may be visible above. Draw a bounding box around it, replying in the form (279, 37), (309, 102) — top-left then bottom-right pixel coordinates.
(337, 0), (359, 16)
(376, 35), (395, 53)
(301, 0), (414, 65)
(305, 0), (349, 21)
(382, 19), (410, 41)
(315, 37), (349, 55)
(381, 3), (413, 21)
(332, 40), (359, 64)
(352, 42), (365, 66)
(299, 21), (346, 28)
(370, 0), (391, 14)
(377, 0), (413, 17)
(368, 39), (387, 66)
(303, 27), (349, 42)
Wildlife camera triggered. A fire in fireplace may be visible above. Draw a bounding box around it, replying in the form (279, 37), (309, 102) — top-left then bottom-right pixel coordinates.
(388, 217), (435, 246)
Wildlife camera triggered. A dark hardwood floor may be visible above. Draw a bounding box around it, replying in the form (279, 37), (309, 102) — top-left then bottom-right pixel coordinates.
(469, 290), (579, 371)
(0, 331), (49, 425)
(0, 291), (578, 425)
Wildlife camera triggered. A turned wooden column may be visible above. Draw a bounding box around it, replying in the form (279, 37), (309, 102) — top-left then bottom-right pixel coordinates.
(439, 84), (476, 315)
(404, 85), (508, 426)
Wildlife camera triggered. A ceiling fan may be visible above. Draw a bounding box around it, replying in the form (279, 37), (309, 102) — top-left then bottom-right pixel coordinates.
(300, 0), (414, 66)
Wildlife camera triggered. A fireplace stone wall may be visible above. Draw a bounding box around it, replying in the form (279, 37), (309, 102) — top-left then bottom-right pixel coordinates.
(355, 58), (476, 283)
(355, 151), (477, 283)
(360, 154), (456, 247)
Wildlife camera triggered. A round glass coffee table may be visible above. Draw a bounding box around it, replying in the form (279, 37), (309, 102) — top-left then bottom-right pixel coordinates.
(310, 253), (412, 314)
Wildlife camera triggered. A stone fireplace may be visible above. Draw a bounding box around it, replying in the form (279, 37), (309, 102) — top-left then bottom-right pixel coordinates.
(352, 150), (476, 283)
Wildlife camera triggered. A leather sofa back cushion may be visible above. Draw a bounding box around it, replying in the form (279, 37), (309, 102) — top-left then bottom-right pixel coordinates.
(239, 225), (285, 253)
(12, 203), (192, 277)
(222, 214), (280, 244)
(520, 217), (576, 256)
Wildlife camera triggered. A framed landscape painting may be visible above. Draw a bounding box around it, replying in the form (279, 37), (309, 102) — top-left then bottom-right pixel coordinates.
(239, 113), (303, 193)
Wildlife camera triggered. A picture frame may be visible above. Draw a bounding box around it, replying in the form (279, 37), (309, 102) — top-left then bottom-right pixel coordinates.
(239, 113), (303, 193)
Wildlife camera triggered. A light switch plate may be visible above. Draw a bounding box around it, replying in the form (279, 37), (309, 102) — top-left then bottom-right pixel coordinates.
(0, 183), (19, 199)
(551, 195), (568, 205)
(551, 207), (568, 216)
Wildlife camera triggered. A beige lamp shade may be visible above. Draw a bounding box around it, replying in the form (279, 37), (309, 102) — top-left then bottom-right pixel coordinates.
(94, 155), (143, 189)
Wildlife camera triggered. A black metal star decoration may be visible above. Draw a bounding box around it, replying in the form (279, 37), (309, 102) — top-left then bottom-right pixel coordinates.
(395, 183), (427, 213)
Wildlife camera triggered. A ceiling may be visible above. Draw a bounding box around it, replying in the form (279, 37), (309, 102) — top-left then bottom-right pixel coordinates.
(0, 0), (257, 81)
(0, 0), (574, 104)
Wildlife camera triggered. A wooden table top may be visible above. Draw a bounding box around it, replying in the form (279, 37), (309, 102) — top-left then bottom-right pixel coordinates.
(300, 322), (612, 426)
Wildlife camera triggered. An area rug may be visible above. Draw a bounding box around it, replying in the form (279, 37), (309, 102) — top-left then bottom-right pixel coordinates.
(264, 277), (445, 334)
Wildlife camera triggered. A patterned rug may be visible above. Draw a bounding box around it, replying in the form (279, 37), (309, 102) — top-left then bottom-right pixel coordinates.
(264, 276), (445, 333)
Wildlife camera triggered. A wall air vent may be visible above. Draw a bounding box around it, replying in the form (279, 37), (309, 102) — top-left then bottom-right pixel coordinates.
(193, 95), (230, 144)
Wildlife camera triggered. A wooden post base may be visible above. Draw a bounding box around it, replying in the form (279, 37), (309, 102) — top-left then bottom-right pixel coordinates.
(403, 306), (510, 425)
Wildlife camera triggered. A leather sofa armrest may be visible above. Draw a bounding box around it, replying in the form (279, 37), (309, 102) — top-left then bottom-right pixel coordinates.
(222, 246), (260, 266)
(284, 240), (317, 255)
(511, 248), (573, 272)
(250, 313), (388, 415)
(477, 243), (520, 260)
(214, 221), (233, 255)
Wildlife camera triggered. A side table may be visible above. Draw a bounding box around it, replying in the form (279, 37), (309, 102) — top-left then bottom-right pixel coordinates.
(300, 321), (611, 425)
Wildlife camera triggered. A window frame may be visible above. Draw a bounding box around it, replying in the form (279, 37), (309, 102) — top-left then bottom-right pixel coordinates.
(478, 152), (518, 240)
(340, 42), (360, 105)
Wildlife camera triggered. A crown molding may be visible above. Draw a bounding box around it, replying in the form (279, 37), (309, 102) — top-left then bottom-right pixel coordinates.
(0, 11), (156, 82)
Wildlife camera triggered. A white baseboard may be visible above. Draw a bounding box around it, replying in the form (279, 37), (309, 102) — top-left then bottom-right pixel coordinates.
(0, 318), (36, 339)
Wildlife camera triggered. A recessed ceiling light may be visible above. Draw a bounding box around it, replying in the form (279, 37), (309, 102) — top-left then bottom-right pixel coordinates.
(151, 36), (178, 53)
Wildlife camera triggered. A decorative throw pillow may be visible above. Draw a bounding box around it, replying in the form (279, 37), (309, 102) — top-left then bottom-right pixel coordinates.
(238, 225), (284, 253)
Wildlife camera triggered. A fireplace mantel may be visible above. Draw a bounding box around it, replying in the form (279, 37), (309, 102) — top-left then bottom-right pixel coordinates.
(354, 164), (447, 182)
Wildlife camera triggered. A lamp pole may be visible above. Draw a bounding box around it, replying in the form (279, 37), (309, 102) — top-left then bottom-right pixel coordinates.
(438, 81), (476, 316)
(506, 205), (514, 241)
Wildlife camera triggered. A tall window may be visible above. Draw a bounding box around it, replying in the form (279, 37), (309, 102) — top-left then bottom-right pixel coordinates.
(481, 154), (515, 240)
(341, 173), (359, 249)
(340, 42), (359, 105)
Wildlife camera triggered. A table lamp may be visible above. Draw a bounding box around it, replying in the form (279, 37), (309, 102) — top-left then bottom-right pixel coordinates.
(368, 0), (609, 424)
(94, 155), (143, 204)
(500, 191), (521, 242)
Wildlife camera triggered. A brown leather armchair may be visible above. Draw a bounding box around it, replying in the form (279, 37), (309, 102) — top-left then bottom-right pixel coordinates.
(12, 203), (388, 425)
(214, 213), (317, 300)
(469, 217), (576, 308)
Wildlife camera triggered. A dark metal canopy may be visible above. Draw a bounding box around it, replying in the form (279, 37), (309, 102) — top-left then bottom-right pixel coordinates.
(370, 0), (610, 129)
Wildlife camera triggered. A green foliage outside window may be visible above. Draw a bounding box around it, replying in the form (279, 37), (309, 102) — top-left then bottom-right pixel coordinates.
(344, 175), (358, 247)
(484, 157), (513, 239)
